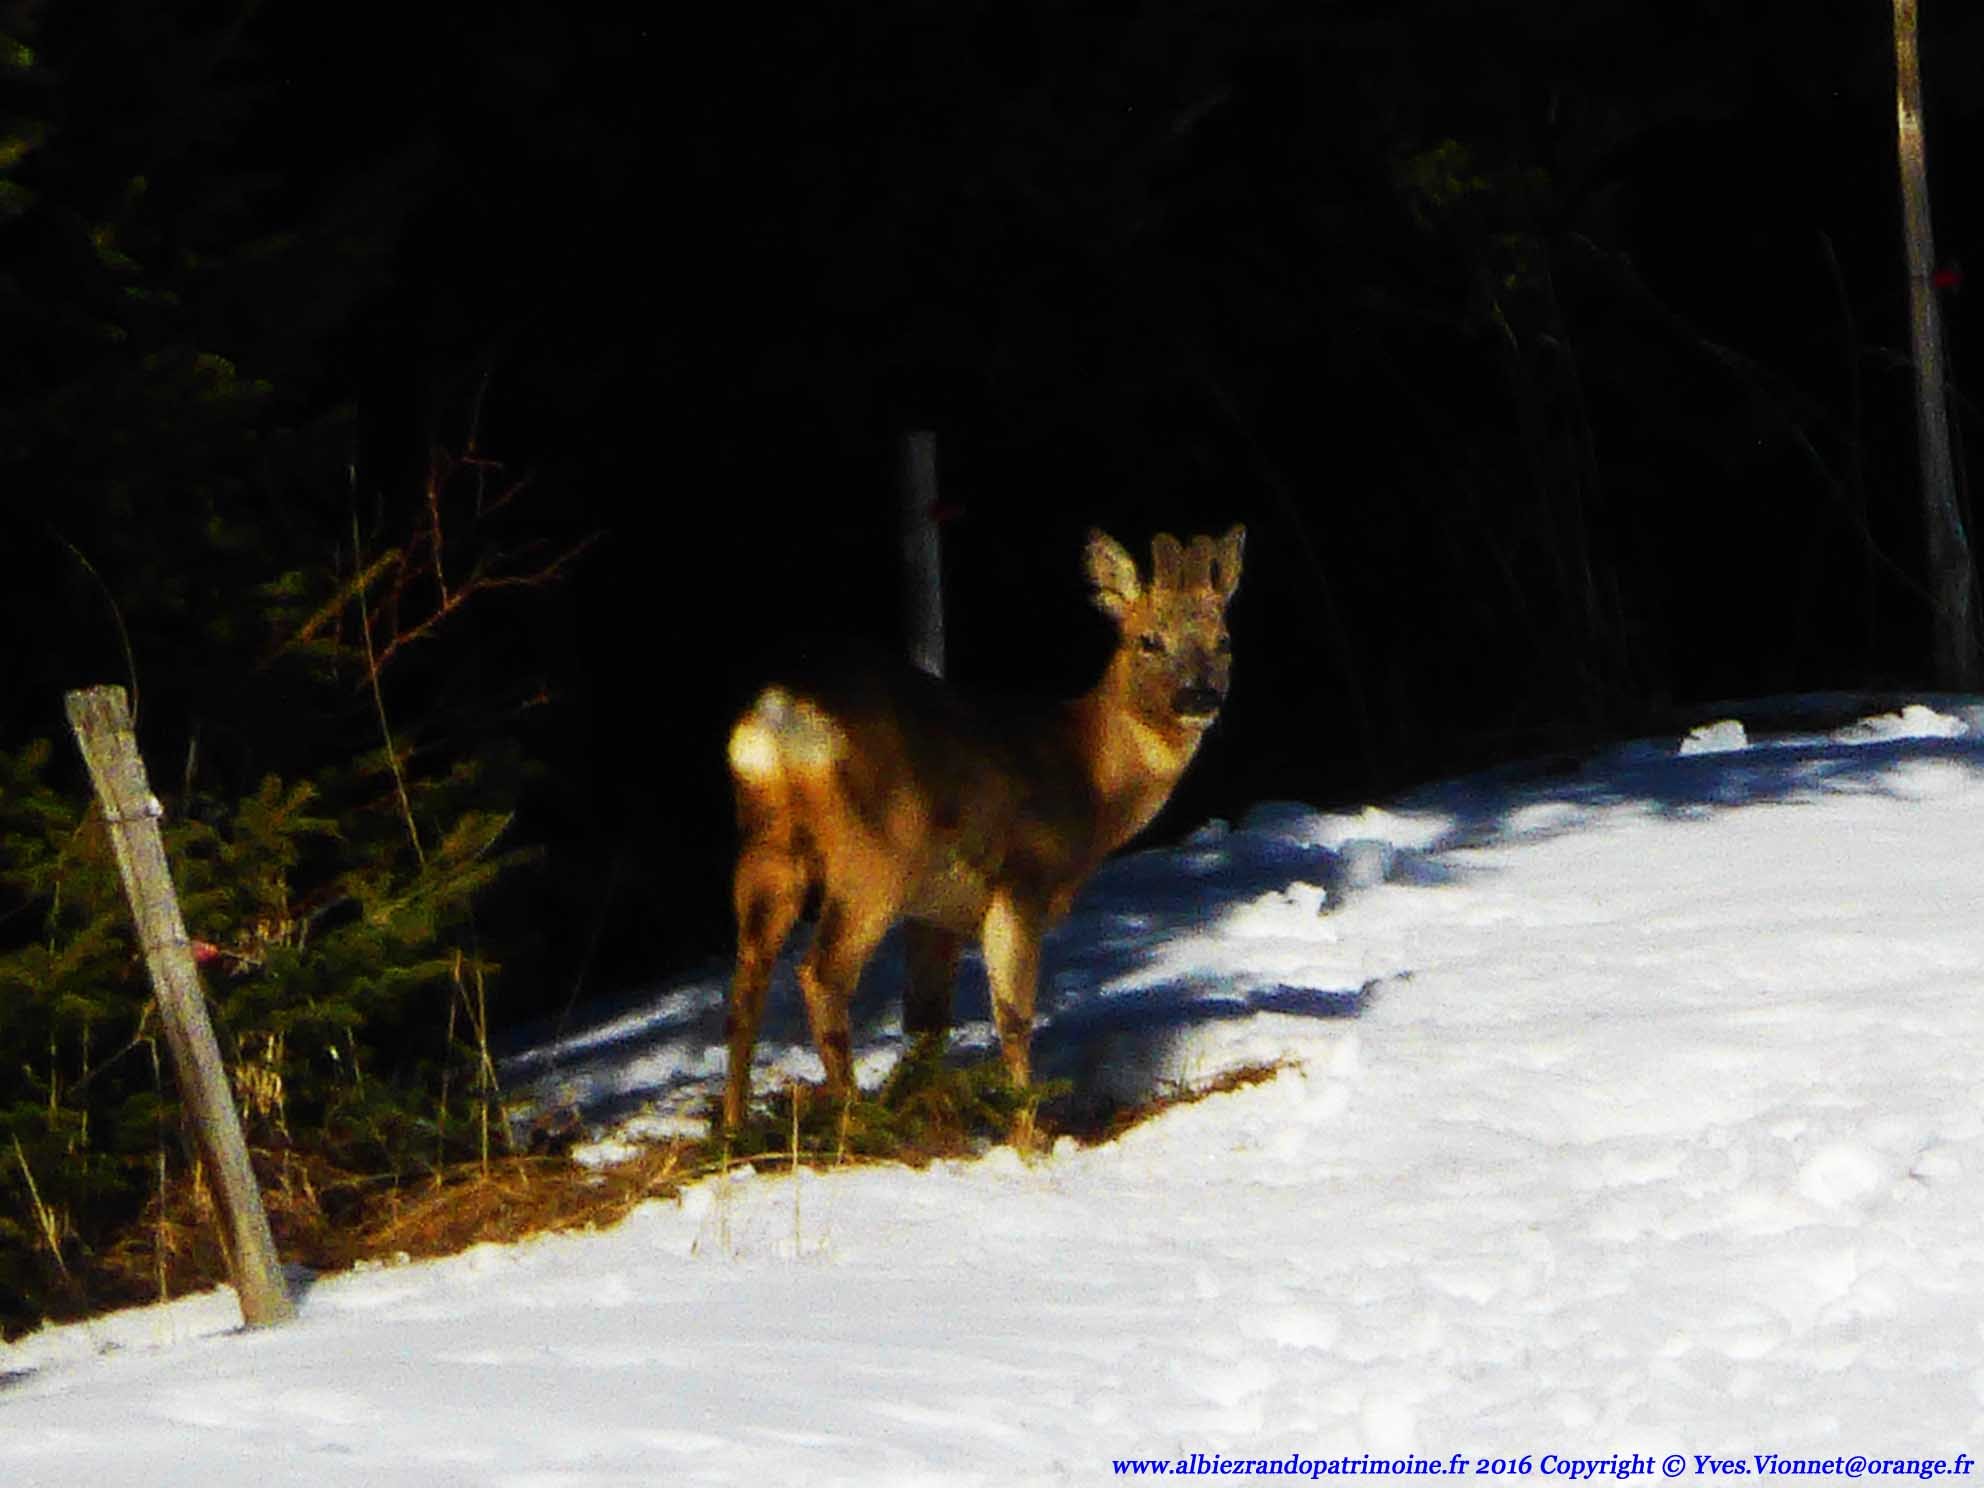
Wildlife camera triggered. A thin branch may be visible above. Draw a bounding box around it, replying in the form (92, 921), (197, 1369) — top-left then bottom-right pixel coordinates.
(367, 533), (599, 676)
(351, 510), (425, 867)
(46, 526), (141, 725)
(267, 549), (402, 663)
(12, 1133), (70, 1280)
(426, 453), (449, 606)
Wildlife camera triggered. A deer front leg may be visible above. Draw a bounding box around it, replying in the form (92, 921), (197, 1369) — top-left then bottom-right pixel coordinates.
(981, 892), (1045, 1087)
(901, 924), (962, 1054)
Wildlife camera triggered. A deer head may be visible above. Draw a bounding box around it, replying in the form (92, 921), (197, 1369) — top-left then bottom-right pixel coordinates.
(1085, 525), (1245, 736)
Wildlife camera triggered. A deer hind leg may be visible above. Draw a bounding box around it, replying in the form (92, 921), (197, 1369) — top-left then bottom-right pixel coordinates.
(723, 841), (809, 1129)
(901, 924), (962, 1053)
(796, 893), (893, 1101)
(981, 892), (1044, 1087)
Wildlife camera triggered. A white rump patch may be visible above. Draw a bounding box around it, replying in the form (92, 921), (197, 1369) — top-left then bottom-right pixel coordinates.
(726, 687), (844, 780)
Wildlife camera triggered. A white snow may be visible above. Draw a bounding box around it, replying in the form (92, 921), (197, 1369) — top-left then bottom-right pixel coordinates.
(1680, 719), (1748, 755)
(6, 700), (1984, 1483)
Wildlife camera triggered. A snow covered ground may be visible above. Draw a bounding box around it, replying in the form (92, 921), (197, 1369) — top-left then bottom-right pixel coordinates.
(6, 698), (1984, 1485)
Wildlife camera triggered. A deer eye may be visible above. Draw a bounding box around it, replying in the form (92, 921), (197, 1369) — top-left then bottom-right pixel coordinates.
(1215, 633), (1232, 654)
(1137, 632), (1166, 654)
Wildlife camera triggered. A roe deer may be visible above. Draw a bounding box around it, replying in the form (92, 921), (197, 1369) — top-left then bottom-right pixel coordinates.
(721, 525), (1244, 1128)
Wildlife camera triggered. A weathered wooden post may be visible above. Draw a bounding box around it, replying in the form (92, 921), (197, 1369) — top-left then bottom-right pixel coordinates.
(64, 685), (294, 1328)
(900, 429), (945, 679)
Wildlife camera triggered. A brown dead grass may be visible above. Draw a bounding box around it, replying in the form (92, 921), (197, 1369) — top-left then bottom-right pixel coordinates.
(1064, 1060), (1297, 1145)
(46, 1060), (1292, 1332)
(356, 1141), (703, 1260)
(83, 1139), (708, 1311)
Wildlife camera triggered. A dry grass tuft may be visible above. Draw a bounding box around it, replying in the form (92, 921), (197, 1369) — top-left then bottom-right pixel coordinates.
(355, 1141), (697, 1259)
(1063, 1060), (1298, 1145)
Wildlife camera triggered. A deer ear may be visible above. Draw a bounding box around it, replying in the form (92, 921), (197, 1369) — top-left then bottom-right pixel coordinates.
(1210, 524), (1245, 601)
(1085, 529), (1142, 617)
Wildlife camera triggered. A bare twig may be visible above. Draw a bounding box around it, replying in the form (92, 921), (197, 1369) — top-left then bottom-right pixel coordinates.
(273, 550), (402, 662)
(45, 526), (141, 724)
(367, 534), (598, 676)
(352, 511), (426, 866)
(11, 1134), (69, 1280)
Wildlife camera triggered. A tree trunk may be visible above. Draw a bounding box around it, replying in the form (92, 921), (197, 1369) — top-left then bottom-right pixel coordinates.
(900, 430), (945, 679)
(1893, 0), (1979, 687)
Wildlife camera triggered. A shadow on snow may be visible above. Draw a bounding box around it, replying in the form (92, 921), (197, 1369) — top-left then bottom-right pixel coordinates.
(1413, 696), (1984, 852)
(503, 696), (1984, 1129)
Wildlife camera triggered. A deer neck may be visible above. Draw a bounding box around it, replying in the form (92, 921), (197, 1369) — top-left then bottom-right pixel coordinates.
(1067, 654), (1205, 856)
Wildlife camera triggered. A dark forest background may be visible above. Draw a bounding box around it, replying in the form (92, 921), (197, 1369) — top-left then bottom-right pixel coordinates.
(2, 0), (1982, 1323)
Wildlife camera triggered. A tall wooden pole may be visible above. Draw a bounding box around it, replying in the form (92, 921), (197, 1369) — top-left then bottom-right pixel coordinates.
(65, 686), (294, 1328)
(1893, 0), (1979, 687)
(900, 430), (945, 679)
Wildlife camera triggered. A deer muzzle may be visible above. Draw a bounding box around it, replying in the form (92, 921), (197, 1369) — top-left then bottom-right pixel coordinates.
(1172, 684), (1224, 721)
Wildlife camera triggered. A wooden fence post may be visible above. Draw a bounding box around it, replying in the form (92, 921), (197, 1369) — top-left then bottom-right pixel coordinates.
(900, 430), (945, 679)
(64, 685), (294, 1328)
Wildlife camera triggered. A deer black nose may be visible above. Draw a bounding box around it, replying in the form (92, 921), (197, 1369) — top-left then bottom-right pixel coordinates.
(1173, 685), (1223, 720)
